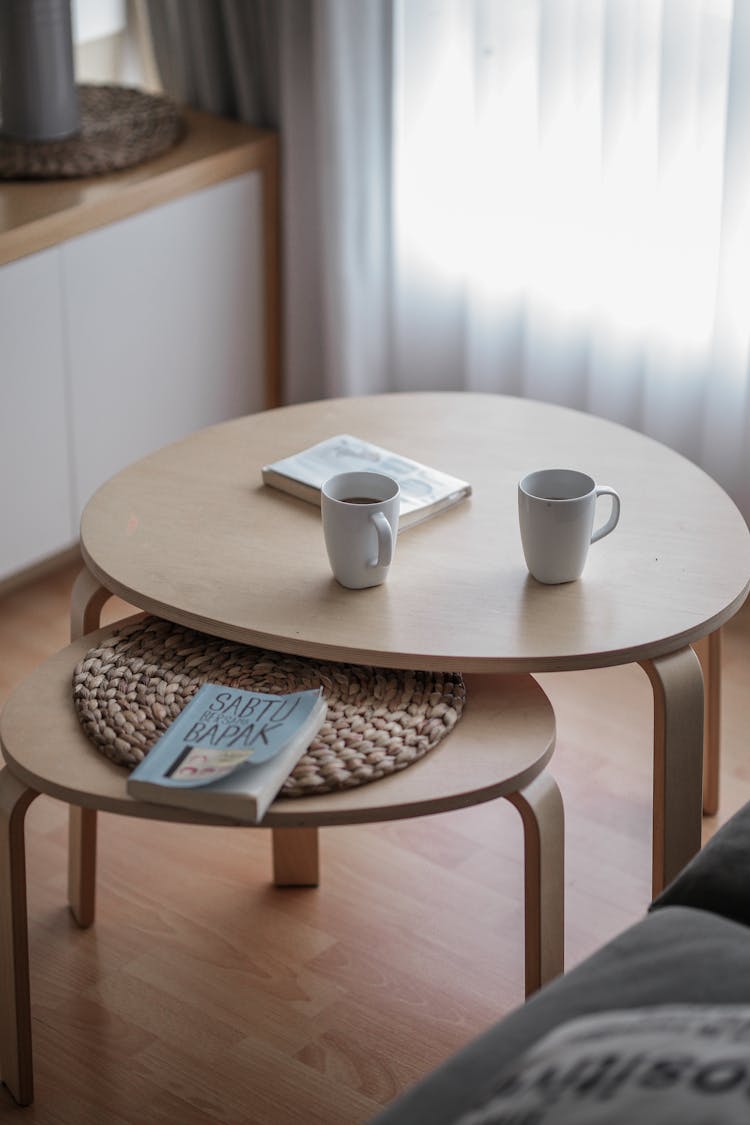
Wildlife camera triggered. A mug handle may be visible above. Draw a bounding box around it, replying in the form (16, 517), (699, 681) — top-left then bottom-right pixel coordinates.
(369, 511), (394, 568)
(591, 486), (621, 543)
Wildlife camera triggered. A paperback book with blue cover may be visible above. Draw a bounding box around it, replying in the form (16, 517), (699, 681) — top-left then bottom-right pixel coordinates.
(126, 682), (327, 823)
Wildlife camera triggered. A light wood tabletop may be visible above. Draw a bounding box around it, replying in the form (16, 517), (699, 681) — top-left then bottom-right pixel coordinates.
(79, 392), (749, 672)
(76, 392), (750, 898)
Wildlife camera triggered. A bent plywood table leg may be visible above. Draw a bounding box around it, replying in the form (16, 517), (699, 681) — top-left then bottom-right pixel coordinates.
(0, 769), (39, 1106)
(67, 807), (97, 930)
(70, 567), (113, 642)
(693, 629), (722, 817)
(272, 827), (320, 886)
(640, 646), (704, 898)
(506, 772), (565, 998)
(68, 567), (112, 929)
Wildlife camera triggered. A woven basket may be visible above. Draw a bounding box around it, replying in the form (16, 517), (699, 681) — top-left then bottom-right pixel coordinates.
(0, 85), (184, 180)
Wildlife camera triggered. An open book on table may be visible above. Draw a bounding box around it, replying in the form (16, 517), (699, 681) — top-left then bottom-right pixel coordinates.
(126, 683), (327, 823)
(261, 434), (472, 529)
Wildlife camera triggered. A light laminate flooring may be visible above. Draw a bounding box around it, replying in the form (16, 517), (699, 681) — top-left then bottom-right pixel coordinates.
(0, 558), (748, 1123)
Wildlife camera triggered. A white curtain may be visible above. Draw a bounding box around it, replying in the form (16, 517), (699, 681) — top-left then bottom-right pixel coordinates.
(144, 0), (750, 519)
(314, 0), (750, 520)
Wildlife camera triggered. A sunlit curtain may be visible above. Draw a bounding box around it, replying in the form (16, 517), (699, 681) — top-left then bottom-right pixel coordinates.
(146, 0), (750, 519)
(388, 0), (750, 518)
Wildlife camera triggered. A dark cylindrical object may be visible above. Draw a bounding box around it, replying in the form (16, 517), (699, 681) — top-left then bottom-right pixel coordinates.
(0, 0), (80, 141)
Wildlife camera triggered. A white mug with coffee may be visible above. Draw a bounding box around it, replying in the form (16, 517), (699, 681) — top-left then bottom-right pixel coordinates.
(518, 469), (621, 584)
(321, 471), (400, 589)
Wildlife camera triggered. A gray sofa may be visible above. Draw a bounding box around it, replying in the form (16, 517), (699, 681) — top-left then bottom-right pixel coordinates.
(372, 801), (750, 1123)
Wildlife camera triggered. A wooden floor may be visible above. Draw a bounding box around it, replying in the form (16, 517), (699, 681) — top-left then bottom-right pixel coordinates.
(0, 558), (748, 1123)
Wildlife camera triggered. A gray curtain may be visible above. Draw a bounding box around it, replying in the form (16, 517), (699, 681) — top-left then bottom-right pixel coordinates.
(145, 1), (394, 408)
(146, 0), (281, 126)
(146, 0), (322, 406)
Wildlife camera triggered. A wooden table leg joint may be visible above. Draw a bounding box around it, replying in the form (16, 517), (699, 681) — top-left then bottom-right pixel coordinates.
(68, 807), (97, 929)
(639, 646), (704, 898)
(0, 769), (39, 1107)
(68, 567), (111, 932)
(272, 826), (320, 886)
(506, 771), (565, 998)
(70, 567), (112, 642)
(693, 630), (722, 817)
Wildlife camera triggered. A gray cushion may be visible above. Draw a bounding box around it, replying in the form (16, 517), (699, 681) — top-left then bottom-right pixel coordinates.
(453, 1005), (750, 1123)
(370, 907), (750, 1125)
(650, 800), (750, 926)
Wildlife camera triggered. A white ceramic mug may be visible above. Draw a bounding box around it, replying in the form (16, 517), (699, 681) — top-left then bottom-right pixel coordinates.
(321, 471), (400, 589)
(518, 469), (621, 584)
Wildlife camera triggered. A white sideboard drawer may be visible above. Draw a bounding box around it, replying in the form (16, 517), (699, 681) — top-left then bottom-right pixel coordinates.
(63, 171), (265, 520)
(0, 250), (75, 579)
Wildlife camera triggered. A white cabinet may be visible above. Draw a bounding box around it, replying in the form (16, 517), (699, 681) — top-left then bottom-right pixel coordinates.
(63, 172), (264, 519)
(0, 251), (74, 577)
(0, 112), (279, 583)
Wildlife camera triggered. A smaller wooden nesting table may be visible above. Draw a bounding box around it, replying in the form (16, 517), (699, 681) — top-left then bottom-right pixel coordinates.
(0, 621), (561, 1106)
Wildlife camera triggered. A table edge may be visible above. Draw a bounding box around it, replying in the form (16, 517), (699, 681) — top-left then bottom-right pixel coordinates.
(79, 550), (750, 674)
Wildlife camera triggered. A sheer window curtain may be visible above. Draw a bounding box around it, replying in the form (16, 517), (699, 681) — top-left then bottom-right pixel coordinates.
(392, 0), (750, 520)
(145, 0), (750, 520)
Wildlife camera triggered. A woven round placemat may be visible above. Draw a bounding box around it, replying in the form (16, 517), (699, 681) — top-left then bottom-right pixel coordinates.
(0, 85), (184, 180)
(72, 617), (466, 798)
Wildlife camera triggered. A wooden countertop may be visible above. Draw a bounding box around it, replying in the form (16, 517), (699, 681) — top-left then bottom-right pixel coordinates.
(0, 109), (277, 266)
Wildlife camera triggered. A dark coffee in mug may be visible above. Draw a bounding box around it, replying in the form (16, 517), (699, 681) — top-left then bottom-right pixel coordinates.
(321, 469), (400, 588)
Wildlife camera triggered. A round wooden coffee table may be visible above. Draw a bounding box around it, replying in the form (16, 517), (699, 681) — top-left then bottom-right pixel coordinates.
(74, 392), (750, 898)
(0, 622), (558, 1105)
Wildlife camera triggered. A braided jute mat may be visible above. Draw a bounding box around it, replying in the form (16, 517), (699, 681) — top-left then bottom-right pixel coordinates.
(72, 617), (466, 799)
(0, 85), (184, 180)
